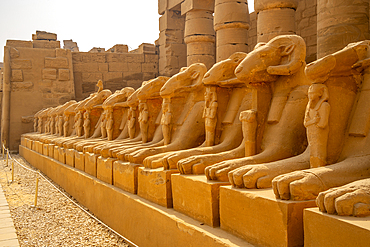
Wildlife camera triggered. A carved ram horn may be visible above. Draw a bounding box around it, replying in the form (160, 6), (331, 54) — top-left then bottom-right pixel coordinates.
(266, 35), (306, 76)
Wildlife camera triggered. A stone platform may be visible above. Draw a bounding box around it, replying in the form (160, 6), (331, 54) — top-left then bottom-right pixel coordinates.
(172, 174), (229, 227)
(219, 186), (317, 247)
(304, 208), (370, 247)
(19, 145), (253, 247)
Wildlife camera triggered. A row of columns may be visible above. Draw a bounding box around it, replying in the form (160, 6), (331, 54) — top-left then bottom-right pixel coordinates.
(160, 0), (370, 72)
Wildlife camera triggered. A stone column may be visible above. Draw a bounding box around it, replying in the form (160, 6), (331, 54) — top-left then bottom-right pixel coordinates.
(182, 0), (215, 69)
(255, 0), (298, 43)
(158, 8), (187, 76)
(214, 0), (250, 62)
(317, 0), (369, 58)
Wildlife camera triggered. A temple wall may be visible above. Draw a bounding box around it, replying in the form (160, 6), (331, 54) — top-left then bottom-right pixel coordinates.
(3, 39), (75, 150)
(72, 44), (158, 101)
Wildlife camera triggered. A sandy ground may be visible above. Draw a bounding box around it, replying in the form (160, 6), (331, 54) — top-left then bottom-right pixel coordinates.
(0, 154), (130, 247)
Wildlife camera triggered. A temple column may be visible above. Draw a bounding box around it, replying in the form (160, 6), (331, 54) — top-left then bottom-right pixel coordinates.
(317, 0), (369, 58)
(255, 0), (298, 43)
(182, 0), (215, 69)
(214, 0), (250, 62)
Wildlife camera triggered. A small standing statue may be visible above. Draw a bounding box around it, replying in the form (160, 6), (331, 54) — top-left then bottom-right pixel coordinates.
(304, 83), (330, 168)
(161, 98), (172, 145)
(83, 111), (91, 138)
(33, 117), (38, 132)
(240, 109), (258, 156)
(100, 111), (107, 138)
(106, 108), (114, 140)
(96, 79), (103, 93)
(50, 116), (55, 134)
(203, 86), (218, 146)
(63, 115), (69, 137)
(138, 102), (149, 143)
(75, 111), (83, 137)
(58, 115), (64, 136)
(38, 117), (43, 133)
(128, 106), (137, 139)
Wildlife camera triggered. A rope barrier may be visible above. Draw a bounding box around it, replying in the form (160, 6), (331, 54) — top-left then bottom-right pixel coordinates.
(2, 143), (137, 247)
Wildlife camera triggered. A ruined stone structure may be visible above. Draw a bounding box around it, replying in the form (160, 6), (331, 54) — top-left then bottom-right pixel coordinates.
(9, 0), (370, 246)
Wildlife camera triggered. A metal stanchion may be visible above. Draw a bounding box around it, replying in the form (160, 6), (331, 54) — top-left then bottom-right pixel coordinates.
(6, 150), (9, 166)
(11, 160), (14, 182)
(34, 177), (39, 207)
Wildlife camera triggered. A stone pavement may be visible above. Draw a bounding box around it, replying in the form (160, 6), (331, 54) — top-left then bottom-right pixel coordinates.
(0, 184), (19, 247)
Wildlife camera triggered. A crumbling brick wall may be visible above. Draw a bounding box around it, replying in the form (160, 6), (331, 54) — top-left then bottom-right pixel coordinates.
(72, 45), (158, 100)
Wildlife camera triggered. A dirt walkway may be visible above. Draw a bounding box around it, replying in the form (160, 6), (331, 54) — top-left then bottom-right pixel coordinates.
(0, 154), (130, 247)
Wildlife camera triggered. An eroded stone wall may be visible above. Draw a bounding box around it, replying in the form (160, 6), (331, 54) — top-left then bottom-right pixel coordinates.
(72, 45), (158, 101)
(3, 38), (75, 150)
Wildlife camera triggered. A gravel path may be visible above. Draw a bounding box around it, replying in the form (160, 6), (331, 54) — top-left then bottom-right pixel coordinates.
(0, 154), (130, 247)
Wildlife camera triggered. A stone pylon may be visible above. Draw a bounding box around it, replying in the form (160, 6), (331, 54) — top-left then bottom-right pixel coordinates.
(214, 0), (250, 62)
(317, 0), (369, 58)
(255, 0), (298, 43)
(182, 0), (216, 69)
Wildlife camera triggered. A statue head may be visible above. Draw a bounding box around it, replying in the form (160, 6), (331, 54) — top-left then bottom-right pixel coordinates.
(235, 35), (306, 83)
(160, 63), (207, 98)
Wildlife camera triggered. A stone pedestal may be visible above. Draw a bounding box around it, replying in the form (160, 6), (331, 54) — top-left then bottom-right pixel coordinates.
(48, 144), (54, 158)
(172, 174), (229, 227)
(84, 153), (97, 177)
(113, 161), (142, 194)
(35, 141), (42, 153)
(304, 208), (370, 247)
(74, 150), (85, 171)
(26, 139), (33, 149)
(65, 148), (74, 167)
(96, 156), (115, 184)
(84, 152), (99, 175)
(42, 144), (49, 156)
(219, 186), (316, 247)
(137, 167), (179, 208)
(53, 146), (59, 161)
(58, 147), (66, 164)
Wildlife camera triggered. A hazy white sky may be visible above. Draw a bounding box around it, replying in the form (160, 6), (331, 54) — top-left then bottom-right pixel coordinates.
(0, 0), (254, 62)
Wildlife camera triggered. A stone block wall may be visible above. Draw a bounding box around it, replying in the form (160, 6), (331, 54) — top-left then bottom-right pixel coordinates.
(72, 44), (158, 101)
(3, 38), (75, 150)
(296, 0), (317, 63)
(247, 0), (317, 63)
(158, 7), (187, 76)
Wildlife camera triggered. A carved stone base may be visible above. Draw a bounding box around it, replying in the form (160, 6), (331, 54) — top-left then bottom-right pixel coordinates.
(113, 161), (142, 194)
(74, 150), (85, 171)
(65, 148), (75, 167)
(97, 156), (115, 184)
(58, 147), (66, 164)
(137, 167), (178, 208)
(37, 141), (43, 153)
(35, 141), (42, 153)
(53, 146), (59, 161)
(172, 174), (229, 227)
(83, 152), (97, 177)
(26, 139), (33, 149)
(42, 143), (49, 156)
(19, 145), (252, 247)
(48, 144), (54, 158)
(304, 208), (370, 247)
(220, 186), (316, 247)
